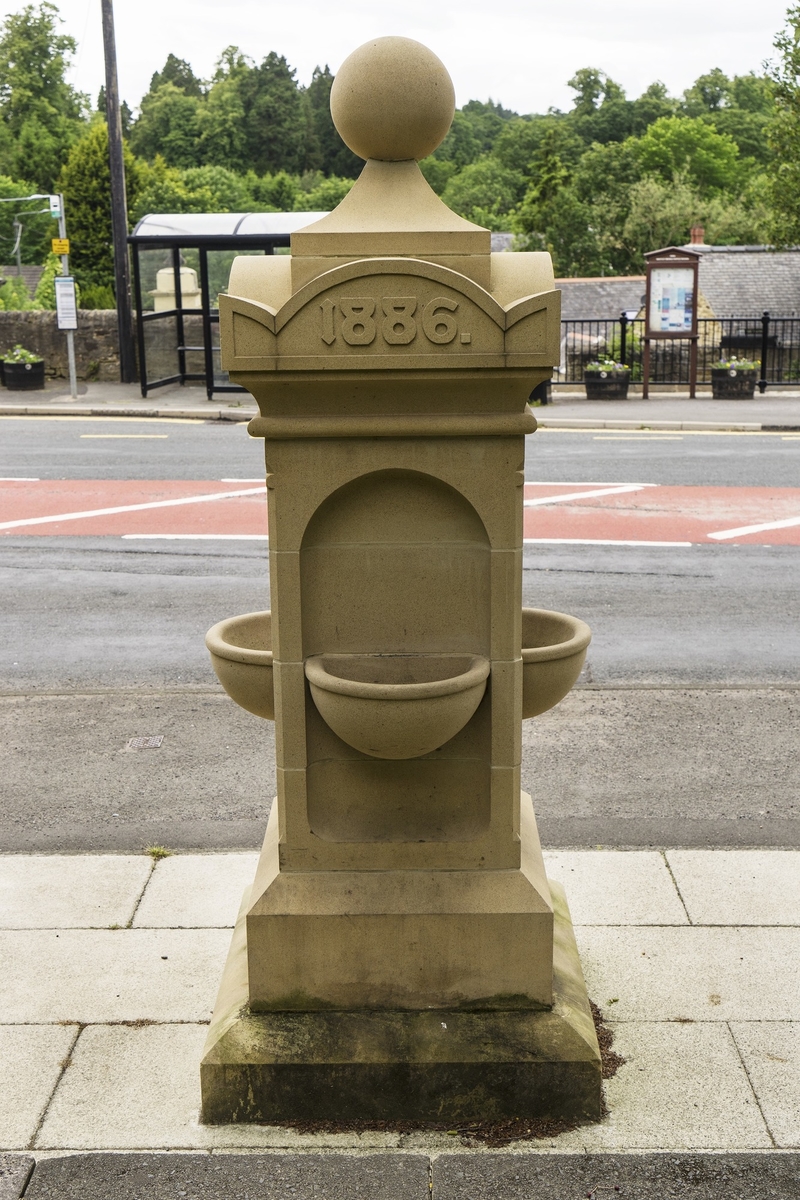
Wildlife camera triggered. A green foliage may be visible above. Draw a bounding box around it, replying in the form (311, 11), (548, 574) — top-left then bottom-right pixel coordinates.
(767, 5), (800, 244)
(0, 273), (39, 310)
(0, 173), (53, 264)
(305, 66), (362, 178)
(149, 53), (204, 99)
(441, 158), (524, 229)
(635, 116), (740, 193)
(57, 120), (140, 291)
(79, 282), (114, 309)
(129, 83), (202, 168)
(418, 156), (457, 194)
(33, 249), (59, 307)
(296, 175), (353, 211)
(2, 341), (42, 361)
(0, 2), (88, 187)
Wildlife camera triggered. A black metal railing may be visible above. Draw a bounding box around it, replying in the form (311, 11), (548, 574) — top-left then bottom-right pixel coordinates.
(559, 312), (799, 392)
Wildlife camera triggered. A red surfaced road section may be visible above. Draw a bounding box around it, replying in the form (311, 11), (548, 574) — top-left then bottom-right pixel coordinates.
(1, 479), (800, 544)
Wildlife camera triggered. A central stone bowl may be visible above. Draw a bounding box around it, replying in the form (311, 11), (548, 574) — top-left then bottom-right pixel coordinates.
(304, 653), (490, 759)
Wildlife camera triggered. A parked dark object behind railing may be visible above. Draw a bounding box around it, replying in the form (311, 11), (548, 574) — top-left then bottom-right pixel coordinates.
(559, 312), (797, 392)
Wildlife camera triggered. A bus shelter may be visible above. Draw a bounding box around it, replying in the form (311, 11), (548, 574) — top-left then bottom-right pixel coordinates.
(128, 212), (327, 399)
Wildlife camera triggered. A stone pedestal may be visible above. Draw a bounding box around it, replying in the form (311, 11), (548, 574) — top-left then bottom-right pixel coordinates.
(201, 35), (600, 1124)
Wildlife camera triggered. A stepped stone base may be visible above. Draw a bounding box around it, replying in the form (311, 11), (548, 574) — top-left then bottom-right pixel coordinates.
(200, 881), (601, 1125)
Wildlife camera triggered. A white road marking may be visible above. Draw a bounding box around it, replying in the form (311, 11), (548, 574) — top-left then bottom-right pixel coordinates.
(524, 484), (652, 507)
(708, 515), (800, 540)
(524, 538), (693, 547)
(0, 486), (266, 531)
(80, 434), (169, 439)
(122, 534), (268, 540)
(0, 477), (39, 481)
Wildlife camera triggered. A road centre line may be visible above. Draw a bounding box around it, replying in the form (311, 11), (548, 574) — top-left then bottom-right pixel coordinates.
(708, 515), (800, 540)
(0, 416), (204, 424)
(524, 484), (651, 507)
(79, 434), (169, 439)
(0, 486), (266, 532)
(593, 436), (684, 441)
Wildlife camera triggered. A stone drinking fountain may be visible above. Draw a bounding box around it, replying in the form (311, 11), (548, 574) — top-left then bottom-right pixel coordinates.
(200, 35), (601, 1124)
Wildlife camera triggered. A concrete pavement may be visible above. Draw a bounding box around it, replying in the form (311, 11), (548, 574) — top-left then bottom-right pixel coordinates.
(0, 848), (799, 1195)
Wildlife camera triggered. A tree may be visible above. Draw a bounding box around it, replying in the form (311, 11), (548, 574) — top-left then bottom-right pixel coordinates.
(97, 87), (132, 138)
(130, 83), (202, 168)
(306, 66), (362, 178)
(441, 157), (524, 229)
(238, 52), (316, 175)
(0, 172), (53, 264)
(0, 1), (88, 187)
(566, 68), (635, 144)
(767, 5), (800, 243)
(148, 53), (204, 98)
(57, 120), (140, 291)
(635, 115), (740, 192)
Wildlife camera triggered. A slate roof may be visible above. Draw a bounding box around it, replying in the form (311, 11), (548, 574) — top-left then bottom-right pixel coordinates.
(555, 276), (645, 320)
(553, 247), (800, 319)
(691, 246), (800, 317)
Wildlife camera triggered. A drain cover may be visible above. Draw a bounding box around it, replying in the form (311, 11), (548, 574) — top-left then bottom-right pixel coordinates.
(126, 736), (164, 750)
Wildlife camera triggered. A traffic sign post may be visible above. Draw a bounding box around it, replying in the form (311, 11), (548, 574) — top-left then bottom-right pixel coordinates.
(56, 193), (78, 399)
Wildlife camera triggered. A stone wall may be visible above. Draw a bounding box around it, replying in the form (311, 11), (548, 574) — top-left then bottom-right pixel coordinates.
(0, 310), (127, 381)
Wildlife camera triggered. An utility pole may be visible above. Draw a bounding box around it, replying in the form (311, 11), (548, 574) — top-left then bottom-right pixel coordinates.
(101, 0), (137, 383)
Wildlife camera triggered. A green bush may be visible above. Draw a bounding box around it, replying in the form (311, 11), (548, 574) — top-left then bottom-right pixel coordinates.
(80, 283), (115, 309)
(0, 275), (39, 310)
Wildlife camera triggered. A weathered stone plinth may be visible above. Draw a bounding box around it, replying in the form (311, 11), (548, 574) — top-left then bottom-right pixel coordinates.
(201, 879), (600, 1124)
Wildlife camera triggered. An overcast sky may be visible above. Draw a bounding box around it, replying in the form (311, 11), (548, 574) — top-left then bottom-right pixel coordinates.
(2, 0), (791, 116)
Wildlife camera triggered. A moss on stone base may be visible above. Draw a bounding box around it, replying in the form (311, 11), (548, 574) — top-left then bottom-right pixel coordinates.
(200, 882), (601, 1124)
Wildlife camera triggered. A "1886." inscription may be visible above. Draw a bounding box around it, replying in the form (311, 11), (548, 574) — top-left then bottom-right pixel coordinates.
(320, 296), (471, 347)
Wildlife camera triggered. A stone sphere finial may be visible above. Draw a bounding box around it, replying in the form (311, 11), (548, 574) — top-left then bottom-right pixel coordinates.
(330, 36), (455, 162)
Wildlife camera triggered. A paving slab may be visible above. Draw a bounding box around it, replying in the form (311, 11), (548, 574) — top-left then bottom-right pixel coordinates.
(0, 1156), (34, 1200)
(0, 856), (151, 928)
(35, 1023), (403, 1151)
(543, 850), (688, 924)
(432, 1152), (800, 1200)
(0, 929), (229, 1022)
(133, 855), (258, 928)
(0, 1026), (76, 1149)
(24, 1152), (430, 1200)
(731, 1023), (800, 1147)
(548, 1022), (770, 1150)
(667, 851), (800, 925)
(576, 926), (800, 1021)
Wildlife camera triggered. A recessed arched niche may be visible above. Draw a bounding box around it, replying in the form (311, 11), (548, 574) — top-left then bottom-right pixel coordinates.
(300, 468), (492, 843)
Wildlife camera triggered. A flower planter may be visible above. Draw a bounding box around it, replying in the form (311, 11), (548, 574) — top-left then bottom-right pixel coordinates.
(584, 368), (630, 399)
(711, 367), (758, 399)
(3, 360), (45, 390)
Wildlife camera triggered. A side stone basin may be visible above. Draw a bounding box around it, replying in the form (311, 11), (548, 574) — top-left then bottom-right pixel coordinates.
(206, 608), (589, 730)
(304, 653), (490, 760)
(205, 611), (274, 720)
(522, 608), (591, 719)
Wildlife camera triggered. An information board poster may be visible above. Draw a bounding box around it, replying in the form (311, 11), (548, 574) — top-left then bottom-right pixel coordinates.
(648, 267), (695, 334)
(54, 276), (78, 331)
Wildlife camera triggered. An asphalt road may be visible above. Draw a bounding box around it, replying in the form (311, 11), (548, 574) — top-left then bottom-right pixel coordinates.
(1, 419), (798, 851)
(2, 416), (799, 485)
